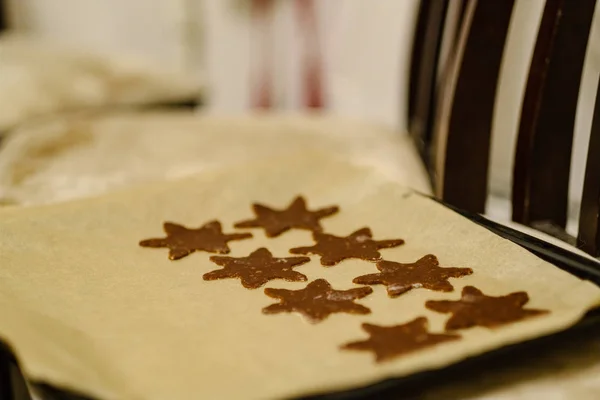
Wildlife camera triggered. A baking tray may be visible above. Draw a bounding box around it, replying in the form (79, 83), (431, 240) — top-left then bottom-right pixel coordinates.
(2, 202), (600, 400)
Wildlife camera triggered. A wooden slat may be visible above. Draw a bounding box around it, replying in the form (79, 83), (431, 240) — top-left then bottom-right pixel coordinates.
(578, 79), (600, 256)
(454, 0), (468, 40)
(0, 0), (6, 32)
(434, 0), (515, 213)
(0, 341), (14, 400)
(512, 0), (596, 227)
(408, 0), (430, 124)
(408, 0), (449, 159)
(436, 0), (467, 81)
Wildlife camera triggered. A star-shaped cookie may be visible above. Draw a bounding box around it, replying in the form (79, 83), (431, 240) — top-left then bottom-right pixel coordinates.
(234, 196), (339, 237)
(289, 228), (404, 266)
(341, 317), (460, 362)
(262, 279), (373, 323)
(426, 286), (549, 330)
(353, 254), (473, 297)
(139, 220), (252, 260)
(203, 248), (311, 289)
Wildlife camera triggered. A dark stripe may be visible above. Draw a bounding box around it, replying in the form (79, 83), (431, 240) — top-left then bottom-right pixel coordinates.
(512, 0), (596, 227)
(578, 78), (600, 256)
(440, 0), (515, 213)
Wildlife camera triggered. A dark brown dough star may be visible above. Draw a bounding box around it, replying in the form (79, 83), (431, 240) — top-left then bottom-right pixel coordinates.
(262, 279), (373, 323)
(426, 286), (549, 331)
(290, 227), (404, 266)
(203, 247), (311, 289)
(341, 317), (461, 363)
(139, 220), (252, 260)
(353, 254), (473, 297)
(234, 196), (339, 237)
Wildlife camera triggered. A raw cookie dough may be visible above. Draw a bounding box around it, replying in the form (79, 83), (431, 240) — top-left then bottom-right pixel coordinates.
(0, 111), (431, 206)
(0, 154), (598, 400)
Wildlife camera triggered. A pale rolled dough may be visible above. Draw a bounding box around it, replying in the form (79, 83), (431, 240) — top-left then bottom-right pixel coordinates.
(0, 110), (431, 207)
(0, 154), (598, 400)
(0, 35), (202, 133)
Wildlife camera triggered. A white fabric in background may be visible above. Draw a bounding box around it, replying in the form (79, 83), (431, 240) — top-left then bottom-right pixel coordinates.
(202, 0), (420, 129)
(5, 0), (194, 75)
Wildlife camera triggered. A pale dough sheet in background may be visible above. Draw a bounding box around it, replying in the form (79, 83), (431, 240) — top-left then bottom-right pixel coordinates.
(0, 111), (431, 206)
(0, 35), (202, 133)
(0, 155), (598, 400)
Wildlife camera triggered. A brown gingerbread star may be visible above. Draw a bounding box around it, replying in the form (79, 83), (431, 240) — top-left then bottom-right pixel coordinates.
(353, 254), (473, 297)
(234, 196), (339, 237)
(139, 220), (252, 260)
(262, 279), (373, 323)
(341, 317), (461, 362)
(426, 286), (549, 331)
(290, 227), (404, 266)
(203, 248), (311, 289)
